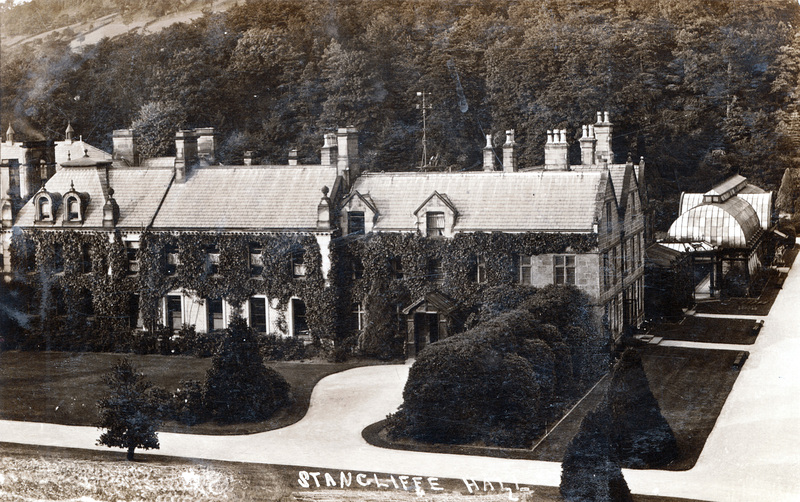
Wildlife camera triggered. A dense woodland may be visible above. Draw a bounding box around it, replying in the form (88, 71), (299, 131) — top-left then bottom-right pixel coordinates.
(3, 0), (800, 229)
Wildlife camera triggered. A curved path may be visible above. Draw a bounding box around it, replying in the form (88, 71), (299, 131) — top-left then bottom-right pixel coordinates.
(3, 261), (800, 500)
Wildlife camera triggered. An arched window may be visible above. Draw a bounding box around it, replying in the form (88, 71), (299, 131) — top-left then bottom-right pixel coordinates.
(38, 197), (51, 221)
(67, 196), (80, 220)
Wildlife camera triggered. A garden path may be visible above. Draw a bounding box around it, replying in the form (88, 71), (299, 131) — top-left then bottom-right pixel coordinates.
(3, 253), (800, 500)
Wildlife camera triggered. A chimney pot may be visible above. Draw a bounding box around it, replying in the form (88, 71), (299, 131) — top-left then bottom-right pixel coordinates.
(243, 151), (254, 166)
(503, 129), (517, 172)
(288, 148), (298, 166)
(604, 111), (610, 123)
(597, 111), (603, 124)
(483, 134), (494, 171)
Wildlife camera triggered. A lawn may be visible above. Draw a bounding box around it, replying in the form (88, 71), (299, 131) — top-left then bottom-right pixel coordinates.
(653, 316), (759, 344)
(0, 351), (377, 435)
(368, 345), (740, 471)
(0, 442), (707, 502)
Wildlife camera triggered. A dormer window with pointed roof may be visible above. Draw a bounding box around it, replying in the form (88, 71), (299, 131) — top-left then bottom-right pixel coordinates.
(415, 191), (458, 238)
(33, 187), (59, 224)
(62, 181), (88, 224)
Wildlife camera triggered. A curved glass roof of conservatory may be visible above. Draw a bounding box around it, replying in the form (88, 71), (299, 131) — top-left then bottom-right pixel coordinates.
(667, 197), (761, 248)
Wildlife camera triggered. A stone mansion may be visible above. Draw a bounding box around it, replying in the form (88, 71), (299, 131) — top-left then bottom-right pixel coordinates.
(0, 112), (645, 357)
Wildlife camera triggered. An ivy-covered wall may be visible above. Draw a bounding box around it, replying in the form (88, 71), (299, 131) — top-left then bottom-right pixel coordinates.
(7, 227), (599, 351)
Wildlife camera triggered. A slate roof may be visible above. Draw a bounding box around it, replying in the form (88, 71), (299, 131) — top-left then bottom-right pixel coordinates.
(572, 163), (627, 202)
(14, 164), (174, 229)
(54, 140), (111, 167)
(349, 171), (607, 233)
(150, 166), (338, 231)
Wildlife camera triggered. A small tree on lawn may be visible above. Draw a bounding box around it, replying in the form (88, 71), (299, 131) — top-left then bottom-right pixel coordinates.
(203, 316), (292, 423)
(97, 359), (161, 461)
(606, 348), (679, 468)
(560, 408), (633, 502)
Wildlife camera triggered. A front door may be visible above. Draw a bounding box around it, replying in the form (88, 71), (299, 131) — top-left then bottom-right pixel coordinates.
(413, 313), (439, 353)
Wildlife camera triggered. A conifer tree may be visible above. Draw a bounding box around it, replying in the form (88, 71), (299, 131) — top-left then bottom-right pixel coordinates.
(97, 359), (161, 461)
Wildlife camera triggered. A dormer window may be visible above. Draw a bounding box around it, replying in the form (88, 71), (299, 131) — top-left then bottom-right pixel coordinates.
(426, 212), (445, 237)
(67, 197), (80, 220)
(38, 197), (52, 220)
(347, 211), (365, 235)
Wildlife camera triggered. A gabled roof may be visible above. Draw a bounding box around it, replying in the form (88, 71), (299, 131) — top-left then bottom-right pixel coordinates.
(150, 166), (339, 231)
(341, 190), (379, 215)
(413, 190), (458, 217)
(402, 291), (459, 315)
(349, 171), (607, 233)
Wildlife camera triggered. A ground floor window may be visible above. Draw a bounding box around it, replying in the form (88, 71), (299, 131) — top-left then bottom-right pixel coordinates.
(352, 302), (365, 331)
(292, 299), (308, 337)
(207, 298), (224, 331)
(554, 255), (576, 285)
(249, 297), (267, 333)
(167, 295), (182, 332)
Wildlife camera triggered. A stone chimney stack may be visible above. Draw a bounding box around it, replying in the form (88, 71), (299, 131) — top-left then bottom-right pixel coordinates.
(174, 129), (198, 183)
(65, 123), (74, 143)
(321, 133), (338, 166)
(337, 126), (359, 187)
(580, 124), (597, 165)
(288, 148), (299, 166)
(503, 130), (517, 173)
(195, 127), (216, 162)
(544, 129), (569, 170)
(594, 111), (614, 164)
(483, 134), (494, 171)
(112, 129), (138, 166)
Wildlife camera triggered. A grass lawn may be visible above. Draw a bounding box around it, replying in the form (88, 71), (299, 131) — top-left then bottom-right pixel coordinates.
(652, 316), (759, 344)
(368, 346), (740, 472)
(0, 442), (707, 502)
(0, 350), (377, 435)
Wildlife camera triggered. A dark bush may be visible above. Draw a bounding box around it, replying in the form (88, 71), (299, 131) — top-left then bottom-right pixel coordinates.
(203, 317), (292, 423)
(170, 379), (206, 425)
(388, 313), (562, 448)
(259, 333), (307, 360)
(606, 349), (678, 468)
(560, 408), (633, 502)
(171, 325), (219, 357)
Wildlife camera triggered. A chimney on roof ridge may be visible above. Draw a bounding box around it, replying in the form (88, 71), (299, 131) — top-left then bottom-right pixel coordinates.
(503, 130), (517, 173)
(288, 148), (299, 166)
(580, 124), (597, 165)
(174, 129), (198, 183)
(65, 123), (74, 143)
(195, 127), (216, 163)
(337, 126), (359, 188)
(5, 124), (15, 144)
(321, 133), (338, 167)
(544, 128), (569, 170)
(243, 151), (254, 166)
(112, 129), (138, 166)
(594, 110), (614, 164)
(483, 134), (494, 171)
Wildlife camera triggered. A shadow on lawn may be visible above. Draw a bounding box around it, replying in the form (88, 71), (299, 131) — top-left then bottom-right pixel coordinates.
(364, 345), (741, 471)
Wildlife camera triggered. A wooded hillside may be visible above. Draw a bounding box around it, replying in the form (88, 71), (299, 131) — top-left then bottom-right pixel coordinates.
(3, 0), (800, 229)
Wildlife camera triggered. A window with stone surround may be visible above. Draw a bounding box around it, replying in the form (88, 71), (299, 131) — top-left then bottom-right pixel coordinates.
(554, 255), (575, 285)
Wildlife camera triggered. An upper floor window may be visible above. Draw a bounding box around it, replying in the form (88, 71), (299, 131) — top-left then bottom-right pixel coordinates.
(53, 243), (64, 274)
(605, 202), (613, 234)
(603, 252), (611, 290)
(125, 241), (139, 275)
(475, 256), (487, 284)
(426, 212), (445, 237)
(516, 254), (532, 285)
(249, 242), (263, 277)
(81, 244), (92, 274)
(165, 244), (179, 276)
(428, 258), (444, 285)
(205, 246), (220, 276)
(554, 255), (575, 285)
(390, 256), (404, 280)
(291, 250), (306, 278)
(347, 211), (365, 235)
(611, 247), (618, 284)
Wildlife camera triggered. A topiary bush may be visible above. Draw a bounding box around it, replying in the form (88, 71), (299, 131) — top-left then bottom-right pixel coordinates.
(203, 316), (292, 423)
(605, 349), (678, 468)
(560, 408), (633, 502)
